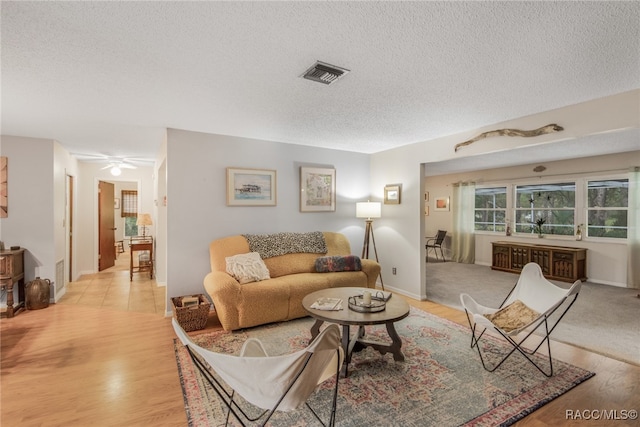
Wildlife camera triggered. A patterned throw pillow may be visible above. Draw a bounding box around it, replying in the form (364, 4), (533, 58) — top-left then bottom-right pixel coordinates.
(225, 252), (271, 284)
(315, 255), (362, 273)
(243, 231), (327, 259)
(484, 300), (540, 333)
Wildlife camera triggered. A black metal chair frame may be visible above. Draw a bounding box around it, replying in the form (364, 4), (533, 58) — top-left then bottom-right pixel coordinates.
(183, 339), (341, 427)
(425, 230), (447, 262)
(464, 280), (580, 377)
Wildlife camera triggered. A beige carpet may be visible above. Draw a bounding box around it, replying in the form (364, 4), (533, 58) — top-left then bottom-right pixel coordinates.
(425, 261), (640, 365)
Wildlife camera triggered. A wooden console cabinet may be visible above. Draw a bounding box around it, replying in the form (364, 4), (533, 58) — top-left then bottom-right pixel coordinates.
(0, 248), (26, 318)
(491, 241), (587, 283)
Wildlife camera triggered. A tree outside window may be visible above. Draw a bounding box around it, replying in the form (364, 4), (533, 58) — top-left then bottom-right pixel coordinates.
(475, 187), (507, 232)
(515, 183), (575, 236)
(587, 179), (628, 238)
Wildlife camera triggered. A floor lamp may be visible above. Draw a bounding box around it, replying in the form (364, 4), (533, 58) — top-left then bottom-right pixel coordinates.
(356, 201), (384, 290)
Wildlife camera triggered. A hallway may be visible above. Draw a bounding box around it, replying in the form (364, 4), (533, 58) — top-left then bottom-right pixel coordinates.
(58, 249), (166, 315)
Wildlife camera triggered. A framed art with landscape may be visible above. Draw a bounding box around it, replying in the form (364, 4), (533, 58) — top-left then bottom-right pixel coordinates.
(435, 197), (450, 211)
(300, 167), (336, 212)
(226, 167), (277, 206)
(384, 184), (402, 204)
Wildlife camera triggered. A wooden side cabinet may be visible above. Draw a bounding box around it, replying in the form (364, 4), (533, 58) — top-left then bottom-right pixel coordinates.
(491, 241), (587, 283)
(0, 248), (26, 318)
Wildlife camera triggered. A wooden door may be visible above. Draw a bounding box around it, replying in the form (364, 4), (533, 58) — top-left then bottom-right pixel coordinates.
(98, 181), (116, 271)
(66, 175), (74, 282)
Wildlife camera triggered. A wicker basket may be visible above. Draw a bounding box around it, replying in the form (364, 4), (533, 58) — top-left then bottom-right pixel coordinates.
(171, 294), (211, 332)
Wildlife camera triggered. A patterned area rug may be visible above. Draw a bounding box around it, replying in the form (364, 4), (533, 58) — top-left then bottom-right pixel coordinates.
(174, 307), (594, 426)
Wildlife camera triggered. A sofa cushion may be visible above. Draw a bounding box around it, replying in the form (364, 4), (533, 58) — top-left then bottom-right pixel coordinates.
(315, 255), (362, 273)
(225, 252), (271, 284)
(484, 299), (540, 333)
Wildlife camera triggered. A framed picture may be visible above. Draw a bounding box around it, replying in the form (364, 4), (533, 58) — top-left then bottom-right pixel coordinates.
(435, 197), (450, 211)
(300, 167), (336, 212)
(114, 198), (120, 209)
(226, 167), (277, 206)
(384, 184), (402, 204)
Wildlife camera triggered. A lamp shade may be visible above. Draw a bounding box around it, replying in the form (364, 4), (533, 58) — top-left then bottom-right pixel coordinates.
(356, 201), (381, 219)
(136, 213), (153, 226)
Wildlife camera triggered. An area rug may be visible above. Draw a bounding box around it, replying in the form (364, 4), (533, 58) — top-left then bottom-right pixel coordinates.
(174, 307), (594, 426)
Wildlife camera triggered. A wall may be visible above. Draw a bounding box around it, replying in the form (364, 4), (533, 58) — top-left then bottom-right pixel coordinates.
(153, 133), (168, 286)
(424, 151), (640, 286)
(165, 129), (372, 314)
(370, 90), (640, 300)
(0, 135), (78, 305)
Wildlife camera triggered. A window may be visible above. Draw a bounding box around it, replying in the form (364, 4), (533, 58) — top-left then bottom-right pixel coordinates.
(124, 217), (138, 237)
(587, 179), (628, 238)
(515, 183), (575, 236)
(475, 187), (507, 232)
(121, 190), (138, 218)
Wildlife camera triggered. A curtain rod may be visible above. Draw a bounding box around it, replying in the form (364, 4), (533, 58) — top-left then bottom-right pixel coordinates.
(471, 166), (636, 186)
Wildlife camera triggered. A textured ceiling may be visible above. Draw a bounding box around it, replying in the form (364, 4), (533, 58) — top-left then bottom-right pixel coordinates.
(2, 1), (639, 164)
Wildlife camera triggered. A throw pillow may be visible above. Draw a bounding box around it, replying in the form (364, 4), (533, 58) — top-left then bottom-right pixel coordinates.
(315, 255), (362, 273)
(484, 299), (540, 333)
(225, 252), (271, 284)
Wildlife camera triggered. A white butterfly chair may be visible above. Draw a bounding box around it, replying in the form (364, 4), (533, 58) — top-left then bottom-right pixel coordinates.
(173, 319), (344, 426)
(460, 262), (581, 377)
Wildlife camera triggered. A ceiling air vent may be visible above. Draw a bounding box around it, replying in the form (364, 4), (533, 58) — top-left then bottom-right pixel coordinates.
(301, 61), (350, 85)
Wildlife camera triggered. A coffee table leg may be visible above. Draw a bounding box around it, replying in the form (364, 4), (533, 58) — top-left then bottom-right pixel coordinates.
(358, 325), (365, 338)
(356, 322), (405, 362)
(310, 319), (323, 340)
(385, 321), (405, 362)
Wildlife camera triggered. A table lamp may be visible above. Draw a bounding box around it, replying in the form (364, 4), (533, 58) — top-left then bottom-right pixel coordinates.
(136, 213), (153, 238)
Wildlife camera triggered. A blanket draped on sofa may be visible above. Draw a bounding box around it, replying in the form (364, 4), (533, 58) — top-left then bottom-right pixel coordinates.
(242, 231), (328, 259)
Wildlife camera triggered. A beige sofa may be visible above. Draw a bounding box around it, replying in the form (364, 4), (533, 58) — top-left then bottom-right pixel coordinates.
(203, 232), (381, 331)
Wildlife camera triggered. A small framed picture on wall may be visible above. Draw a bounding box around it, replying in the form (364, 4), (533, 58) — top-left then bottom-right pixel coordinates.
(435, 197), (450, 211)
(384, 184), (402, 204)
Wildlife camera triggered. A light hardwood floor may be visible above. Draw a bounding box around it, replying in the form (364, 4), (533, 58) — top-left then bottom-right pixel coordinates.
(2, 256), (638, 426)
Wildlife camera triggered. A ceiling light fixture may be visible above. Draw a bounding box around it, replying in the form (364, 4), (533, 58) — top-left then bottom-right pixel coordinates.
(301, 61), (350, 85)
(110, 165), (122, 176)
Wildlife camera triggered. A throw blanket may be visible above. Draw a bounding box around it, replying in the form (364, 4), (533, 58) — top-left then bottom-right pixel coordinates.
(242, 231), (327, 259)
(315, 255), (362, 273)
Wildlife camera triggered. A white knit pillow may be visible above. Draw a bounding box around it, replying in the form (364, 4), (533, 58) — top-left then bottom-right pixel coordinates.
(225, 252), (271, 284)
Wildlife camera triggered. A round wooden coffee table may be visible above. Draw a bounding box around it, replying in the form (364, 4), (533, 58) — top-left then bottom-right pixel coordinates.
(302, 287), (410, 377)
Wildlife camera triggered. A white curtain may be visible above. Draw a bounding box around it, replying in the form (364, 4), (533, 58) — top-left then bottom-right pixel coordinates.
(628, 167), (640, 288)
(451, 181), (475, 263)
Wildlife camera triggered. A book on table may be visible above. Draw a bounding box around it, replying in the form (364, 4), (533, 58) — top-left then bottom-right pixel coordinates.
(182, 296), (200, 307)
(310, 297), (343, 311)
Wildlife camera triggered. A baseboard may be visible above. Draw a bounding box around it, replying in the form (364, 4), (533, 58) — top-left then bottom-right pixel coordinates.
(588, 278), (627, 288)
(474, 261), (626, 288)
(381, 284), (423, 301)
(53, 286), (67, 302)
(76, 270), (94, 279)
